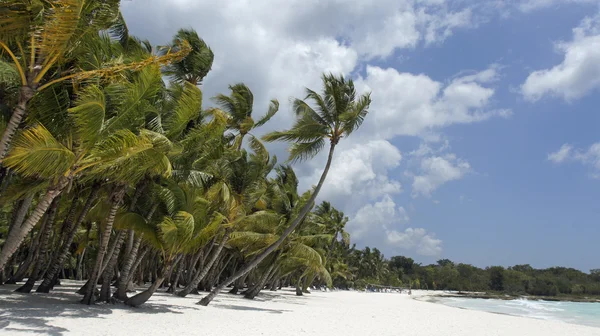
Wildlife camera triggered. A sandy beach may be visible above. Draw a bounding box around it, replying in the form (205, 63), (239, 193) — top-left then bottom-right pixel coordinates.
(0, 281), (598, 336)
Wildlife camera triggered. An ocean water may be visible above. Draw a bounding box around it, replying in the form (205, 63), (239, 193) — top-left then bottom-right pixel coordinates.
(436, 297), (600, 328)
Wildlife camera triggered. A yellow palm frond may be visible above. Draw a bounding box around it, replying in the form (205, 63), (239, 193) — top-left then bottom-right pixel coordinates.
(3, 124), (75, 178)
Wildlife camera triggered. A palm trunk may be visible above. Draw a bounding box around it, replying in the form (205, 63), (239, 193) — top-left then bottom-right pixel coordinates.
(99, 230), (127, 302)
(115, 202), (157, 300)
(244, 262), (278, 299)
(0, 86), (35, 160)
(211, 254), (233, 288)
(176, 231), (230, 297)
(81, 185), (126, 305)
(296, 275), (304, 296)
(127, 246), (149, 285)
(15, 196), (60, 293)
(124, 259), (173, 307)
(167, 255), (185, 293)
(0, 176), (70, 270)
(198, 143), (336, 306)
(76, 247), (86, 280)
(185, 249), (204, 285)
(163, 254), (182, 289)
(123, 179), (147, 258)
(37, 183), (100, 293)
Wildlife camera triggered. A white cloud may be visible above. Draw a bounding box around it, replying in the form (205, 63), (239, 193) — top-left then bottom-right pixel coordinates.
(119, 0), (508, 258)
(386, 228), (443, 256)
(412, 154), (471, 197)
(354, 65), (509, 140)
(548, 142), (600, 177)
(302, 140), (403, 208)
(518, 0), (599, 12)
(347, 195), (442, 256)
(521, 13), (600, 101)
(548, 144), (573, 163)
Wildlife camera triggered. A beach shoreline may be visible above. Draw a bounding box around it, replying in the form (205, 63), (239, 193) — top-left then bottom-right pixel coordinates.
(1, 281), (599, 336)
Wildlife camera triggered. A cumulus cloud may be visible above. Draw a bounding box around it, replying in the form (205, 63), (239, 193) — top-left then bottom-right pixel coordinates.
(119, 0), (509, 258)
(521, 13), (600, 101)
(548, 144), (573, 163)
(386, 228), (443, 256)
(548, 142), (600, 177)
(518, 0), (599, 12)
(412, 154), (471, 197)
(301, 140), (403, 209)
(354, 65), (509, 140)
(347, 195), (442, 256)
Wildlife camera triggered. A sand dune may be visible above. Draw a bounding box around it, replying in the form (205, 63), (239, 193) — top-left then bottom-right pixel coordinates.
(0, 281), (598, 336)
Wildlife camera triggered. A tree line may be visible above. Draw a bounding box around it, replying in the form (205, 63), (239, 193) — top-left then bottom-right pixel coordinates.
(0, 0), (370, 307)
(330, 245), (600, 297)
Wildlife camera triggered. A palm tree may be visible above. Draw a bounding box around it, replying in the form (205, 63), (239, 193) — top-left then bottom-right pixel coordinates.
(214, 84), (279, 150)
(163, 29), (213, 86)
(0, 1), (191, 159)
(198, 73), (371, 306)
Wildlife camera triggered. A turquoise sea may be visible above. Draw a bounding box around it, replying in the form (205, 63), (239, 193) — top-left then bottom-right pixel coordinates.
(436, 297), (600, 328)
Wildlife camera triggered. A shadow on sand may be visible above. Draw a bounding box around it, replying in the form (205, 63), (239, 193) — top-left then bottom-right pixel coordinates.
(212, 303), (291, 314)
(0, 282), (196, 336)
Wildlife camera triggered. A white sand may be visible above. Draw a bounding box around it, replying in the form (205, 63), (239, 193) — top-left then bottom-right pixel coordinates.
(1, 281), (599, 336)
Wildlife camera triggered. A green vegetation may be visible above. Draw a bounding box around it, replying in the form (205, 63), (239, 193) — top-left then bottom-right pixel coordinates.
(0, 1), (596, 311)
(0, 0), (371, 307)
(328, 245), (600, 299)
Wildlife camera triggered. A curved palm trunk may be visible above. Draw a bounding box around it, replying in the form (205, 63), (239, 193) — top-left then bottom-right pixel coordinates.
(99, 231), (127, 302)
(82, 185), (126, 305)
(37, 184), (100, 293)
(15, 196), (60, 293)
(198, 143), (336, 306)
(5, 195), (40, 284)
(115, 202), (157, 300)
(296, 275), (304, 296)
(124, 259), (173, 307)
(0, 176), (70, 270)
(167, 255), (185, 293)
(127, 246), (149, 285)
(176, 232), (230, 297)
(185, 249), (204, 285)
(0, 86), (35, 160)
(244, 263), (278, 299)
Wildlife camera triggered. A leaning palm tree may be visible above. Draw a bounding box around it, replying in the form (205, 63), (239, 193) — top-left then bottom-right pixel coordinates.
(198, 72), (371, 306)
(214, 84), (279, 150)
(0, 1), (191, 159)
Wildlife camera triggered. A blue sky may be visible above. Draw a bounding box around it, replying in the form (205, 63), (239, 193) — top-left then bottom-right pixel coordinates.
(122, 0), (600, 271)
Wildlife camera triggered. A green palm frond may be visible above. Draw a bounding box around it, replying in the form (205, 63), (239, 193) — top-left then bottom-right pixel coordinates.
(103, 65), (163, 134)
(37, 0), (86, 65)
(4, 124), (75, 178)
(287, 138), (325, 163)
(114, 211), (147, 232)
(297, 234), (334, 246)
(287, 242), (323, 266)
(0, 0), (36, 43)
(0, 59), (19, 87)
(163, 29), (214, 85)
(228, 231), (279, 252)
(254, 99), (279, 128)
(68, 85), (105, 148)
(165, 81), (202, 139)
(236, 210), (282, 233)
(341, 93), (371, 136)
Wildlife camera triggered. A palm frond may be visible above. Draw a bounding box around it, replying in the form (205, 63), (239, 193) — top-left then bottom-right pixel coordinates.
(254, 99), (279, 128)
(165, 81), (202, 139)
(4, 124), (75, 178)
(68, 84), (105, 148)
(287, 138), (325, 163)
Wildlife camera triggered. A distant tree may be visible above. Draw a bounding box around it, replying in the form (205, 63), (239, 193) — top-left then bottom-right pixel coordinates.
(489, 266), (505, 291)
(437, 259), (454, 267)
